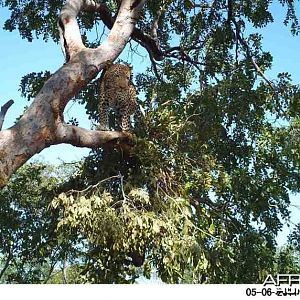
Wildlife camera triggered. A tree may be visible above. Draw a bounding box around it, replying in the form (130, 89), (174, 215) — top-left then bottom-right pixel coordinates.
(0, 0), (146, 187)
(274, 224), (300, 275)
(0, 162), (63, 283)
(0, 0), (300, 283)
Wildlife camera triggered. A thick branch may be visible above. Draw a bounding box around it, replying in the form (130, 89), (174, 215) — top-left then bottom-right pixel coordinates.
(132, 28), (164, 61)
(59, 0), (148, 62)
(0, 99), (14, 131)
(58, 0), (86, 61)
(55, 123), (133, 148)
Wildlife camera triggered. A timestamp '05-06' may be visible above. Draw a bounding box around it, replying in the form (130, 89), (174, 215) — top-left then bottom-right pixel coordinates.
(246, 288), (273, 296)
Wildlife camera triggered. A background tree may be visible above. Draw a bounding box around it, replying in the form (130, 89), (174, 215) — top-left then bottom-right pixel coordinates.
(0, 162), (65, 283)
(0, 0), (300, 283)
(274, 225), (300, 275)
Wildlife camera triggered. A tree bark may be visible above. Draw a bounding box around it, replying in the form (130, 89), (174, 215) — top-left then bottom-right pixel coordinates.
(0, 0), (146, 189)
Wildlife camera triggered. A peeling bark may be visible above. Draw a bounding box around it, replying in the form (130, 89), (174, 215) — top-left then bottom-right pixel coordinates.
(0, 0), (147, 189)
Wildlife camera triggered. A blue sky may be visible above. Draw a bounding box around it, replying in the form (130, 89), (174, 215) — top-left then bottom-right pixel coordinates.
(0, 4), (299, 245)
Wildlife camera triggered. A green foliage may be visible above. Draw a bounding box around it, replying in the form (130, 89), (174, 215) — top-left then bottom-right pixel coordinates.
(20, 71), (52, 101)
(273, 225), (300, 274)
(50, 187), (209, 283)
(0, 162), (79, 283)
(0, 163), (55, 282)
(1, 0), (63, 41)
(1, 0), (300, 283)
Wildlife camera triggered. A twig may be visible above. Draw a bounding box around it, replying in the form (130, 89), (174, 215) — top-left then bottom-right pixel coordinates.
(118, 171), (127, 201)
(66, 175), (121, 195)
(231, 18), (275, 90)
(128, 41), (147, 63)
(148, 50), (164, 82)
(150, 5), (166, 42)
(130, 36), (163, 82)
(187, 0), (221, 9)
(163, 45), (206, 73)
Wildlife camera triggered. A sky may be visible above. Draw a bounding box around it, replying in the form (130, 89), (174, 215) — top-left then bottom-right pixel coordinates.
(0, 3), (299, 245)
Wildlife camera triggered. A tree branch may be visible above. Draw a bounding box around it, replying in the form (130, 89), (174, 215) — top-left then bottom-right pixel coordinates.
(85, 1), (164, 61)
(186, 0), (219, 9)
(59, 0), (147, 61)
(55, 123), (133, 148)
(88, 0), (210, 80)
(230, 17), (274, 90)
(0, 99), (14, 131)
(58, 0), (86, 61)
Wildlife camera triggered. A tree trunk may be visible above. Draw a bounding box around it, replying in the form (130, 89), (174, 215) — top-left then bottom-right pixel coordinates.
(0, 0), (147, 189)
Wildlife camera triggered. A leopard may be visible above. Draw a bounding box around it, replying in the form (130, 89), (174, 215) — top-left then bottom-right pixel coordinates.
(98, 63), (138, 131)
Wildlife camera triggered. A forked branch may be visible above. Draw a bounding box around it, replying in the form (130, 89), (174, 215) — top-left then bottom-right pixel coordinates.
(0, 0), (147, 189)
